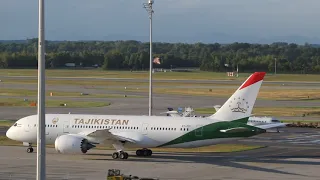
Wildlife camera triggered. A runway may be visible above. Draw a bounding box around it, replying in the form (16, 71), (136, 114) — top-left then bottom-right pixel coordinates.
(0, 141), (319, 180)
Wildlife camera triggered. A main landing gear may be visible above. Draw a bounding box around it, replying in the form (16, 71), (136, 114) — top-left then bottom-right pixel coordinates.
(111, 143), (129, 160)
(112, 151), (129, 160)
(111, 142), (153, 160)
(136, 148), (152, 157)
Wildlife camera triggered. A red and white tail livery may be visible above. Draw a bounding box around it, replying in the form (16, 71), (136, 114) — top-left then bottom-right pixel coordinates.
(208, 72), (266, 121)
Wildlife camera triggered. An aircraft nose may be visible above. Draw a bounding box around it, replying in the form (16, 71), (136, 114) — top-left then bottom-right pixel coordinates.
(6, 127), (15, 140)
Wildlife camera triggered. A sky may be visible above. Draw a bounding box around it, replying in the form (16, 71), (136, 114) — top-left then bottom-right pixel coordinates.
(1, 0), (320, 44)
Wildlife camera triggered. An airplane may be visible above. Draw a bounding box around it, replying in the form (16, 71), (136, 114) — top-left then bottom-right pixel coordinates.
(212, 105), (287, 132)
(161, 107), (200, 117)
(6, 71), (279, 160)
(164, 104), (287, 132)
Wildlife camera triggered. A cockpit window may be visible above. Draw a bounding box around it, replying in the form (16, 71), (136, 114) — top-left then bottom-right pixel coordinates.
(13, 123), (17, 127)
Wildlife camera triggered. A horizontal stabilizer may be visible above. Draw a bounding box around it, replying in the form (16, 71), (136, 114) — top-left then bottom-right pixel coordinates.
(220, 127), (251, 133)
(256, 123), (288, 130)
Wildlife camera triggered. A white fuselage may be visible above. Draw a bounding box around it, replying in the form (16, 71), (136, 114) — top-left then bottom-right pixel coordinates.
(6, 114), (242, 149)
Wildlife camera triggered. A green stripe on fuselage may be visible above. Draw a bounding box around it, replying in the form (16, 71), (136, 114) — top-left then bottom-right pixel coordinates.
(157, 117), (266, 147)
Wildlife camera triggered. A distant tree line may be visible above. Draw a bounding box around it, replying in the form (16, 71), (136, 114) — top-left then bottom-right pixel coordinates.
(1, 38), (320, 73)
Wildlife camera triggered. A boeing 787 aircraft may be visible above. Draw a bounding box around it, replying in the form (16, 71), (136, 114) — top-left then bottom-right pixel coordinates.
(6, 72), (278, 160)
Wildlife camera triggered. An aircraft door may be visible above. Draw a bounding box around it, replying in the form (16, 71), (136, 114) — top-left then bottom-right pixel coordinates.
(195, 125), (203, 137)
(63, 119), (70, 133)
(142, 123), (148, 135)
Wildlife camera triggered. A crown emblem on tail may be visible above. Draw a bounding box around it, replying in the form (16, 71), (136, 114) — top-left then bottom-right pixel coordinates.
(229, 97), (249, 113)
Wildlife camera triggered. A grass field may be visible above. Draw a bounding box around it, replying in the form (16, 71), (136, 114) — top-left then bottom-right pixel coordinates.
(1, 78), (242, 87)
(195, 107), (320, 117)
(0, 135), (264, 153)
(0, 98), (111, 108)
(0, 120), (14, 127)
(1, 69), (320, 82)
(0, 88), (142, 98)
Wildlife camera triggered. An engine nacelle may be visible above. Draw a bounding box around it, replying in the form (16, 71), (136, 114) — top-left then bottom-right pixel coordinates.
(54, 134), (95, 154)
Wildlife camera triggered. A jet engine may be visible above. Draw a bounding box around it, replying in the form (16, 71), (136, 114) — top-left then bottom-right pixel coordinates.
(54, 134), (95, 154)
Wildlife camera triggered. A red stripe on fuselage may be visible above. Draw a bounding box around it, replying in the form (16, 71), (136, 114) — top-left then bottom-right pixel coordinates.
(239, 72), (266, 90)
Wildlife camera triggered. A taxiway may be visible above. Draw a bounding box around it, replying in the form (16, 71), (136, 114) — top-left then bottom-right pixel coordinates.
(0, 141), (319, 180)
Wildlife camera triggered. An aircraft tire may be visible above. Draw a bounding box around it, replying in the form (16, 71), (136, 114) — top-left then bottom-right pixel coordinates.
(27, 147), (33, 153)
(124, 152), (129, 159)
(143, 149), (149, 156)
(112, 152), (119, 159)
(120, 152), (129, 159)
(136, 149), (142, 156)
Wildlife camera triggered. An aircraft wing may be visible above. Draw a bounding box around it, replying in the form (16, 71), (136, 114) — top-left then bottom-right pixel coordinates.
(255, 123), (288, 130)
(77, 129), (138, 144)
(220, 127), (252, 133)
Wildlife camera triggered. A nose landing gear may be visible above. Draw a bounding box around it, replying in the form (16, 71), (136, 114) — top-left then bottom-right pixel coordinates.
(26, 143), (34, 153)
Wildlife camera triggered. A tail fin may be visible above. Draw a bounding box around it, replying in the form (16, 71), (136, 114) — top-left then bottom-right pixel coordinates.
(207, 72), (266, 123)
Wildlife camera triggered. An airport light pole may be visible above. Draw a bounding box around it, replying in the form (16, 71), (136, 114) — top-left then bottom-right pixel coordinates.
(143, 0), (154, 116)
(274, 58), (277, 75)
(37, 0), (46, 179)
